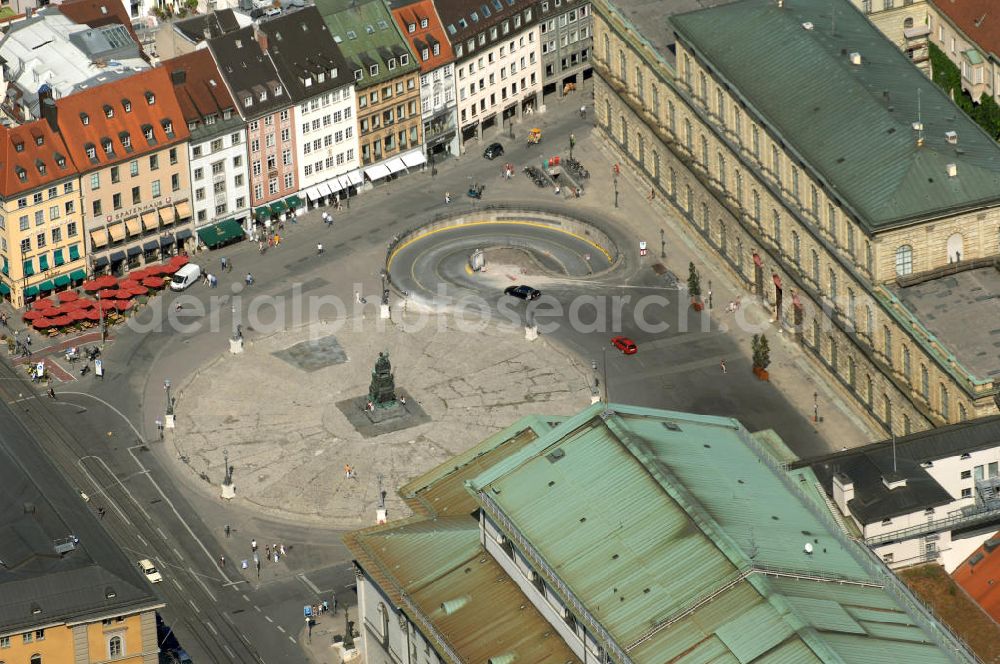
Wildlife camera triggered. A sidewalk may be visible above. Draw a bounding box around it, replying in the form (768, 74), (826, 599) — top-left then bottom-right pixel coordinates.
(569, 128), (880, 450)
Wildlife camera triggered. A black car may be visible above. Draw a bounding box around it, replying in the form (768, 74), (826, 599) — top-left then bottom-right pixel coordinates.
(483, 142), (505, 160)
(504, 285), (541, 300)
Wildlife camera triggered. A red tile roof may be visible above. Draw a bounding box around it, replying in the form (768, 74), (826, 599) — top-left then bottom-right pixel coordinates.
(390, 0), (454, 74)
(0, 119), (78, 198)
(54, 66), (189, 172)
(162, 50), (236, 124)
(58, 0), (142, 51)
(953, 531), (1000, 621)
(935, 0), (1000, 58)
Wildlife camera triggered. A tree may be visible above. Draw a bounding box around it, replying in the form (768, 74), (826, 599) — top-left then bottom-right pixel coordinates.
(758, 335), (771, 371)
(687, 262), (702, 300)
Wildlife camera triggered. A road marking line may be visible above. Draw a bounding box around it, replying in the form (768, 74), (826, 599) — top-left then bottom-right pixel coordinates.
(171, 579), (182, 590)
(79, 455), (152, 520)
(297, 573), (321, 594)
(276, 625), (285, 633)
(265, 616), (273, 623)
(136, 534), (147, 546)
(241, 633), (252, 645)
(223, 645), (235, 658)
(206, 621), (218, 636)
(188, 566), (218, 603)
(156, 527), (167, 540)
(288, 636), (296, 644)
(254, 606), (261, 612)
(172, 547), (184, 561)
(75, 459), (131, 525)
(187, 599), (201, 614)
(242, 594), (250, 602)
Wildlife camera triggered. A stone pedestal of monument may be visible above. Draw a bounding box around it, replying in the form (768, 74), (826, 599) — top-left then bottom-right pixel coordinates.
(221, 482), (236, 499)
(230, 337), (244, 354)
(525, 324), (538, 341)
(164, 413), (175, 429)
(380, 304), (390, 319)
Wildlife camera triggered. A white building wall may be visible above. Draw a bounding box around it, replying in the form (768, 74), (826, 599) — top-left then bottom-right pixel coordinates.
(188, 126), (250, 229)
(295, 84), (360, 193)
(419, 63), (458, 156)
(455, 24), (542, 150)
(925, 448), (1000, 502)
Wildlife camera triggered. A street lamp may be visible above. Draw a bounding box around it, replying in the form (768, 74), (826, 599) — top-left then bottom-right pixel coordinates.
(660, 228), (666, 259)
(97, 291), (106, 344)
(164, 378), (173, 415)
(613, 176), (619, 208)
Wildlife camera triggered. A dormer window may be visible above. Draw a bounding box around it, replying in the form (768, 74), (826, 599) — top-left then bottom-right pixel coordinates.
(55, 153), (66, 168)
(145, 91), (155, 105)
(142, 125), (154, 141)
(187, 121), (197, 131)
(104, 104), (114, 118)
(120, 131), (131, 148)
(223, 109), (232, 120)
(400, 54), (409, 65)
(161, 120), (173, 136)
(274, 85), (282, 96)
(13, 139), (23, 152)
(420, 17), (428, 28)
(433, 43), (440, 56)
(388, 58), (396, 70)
(205, 114), (216, 125)
(259, 90), (267, 101)
(354, 69), (362, 80)
(302, 76), (313, 87)
(330, 67), (337, 79)
(317, 71), (325, 83)
(407, 22), (415, 33)
(34, 134), (43, 146)
(244, 96), (253, 107)
(36, 160), (46, 175)
(85, 143), (97, 159)
(103, 139), (114, 155)
(15, 167), (26, 182)
(471, 11), (479, 22)
(369, 64), (378, 76)
(80, 112), (89, 126)
(122, 98), (132, 112)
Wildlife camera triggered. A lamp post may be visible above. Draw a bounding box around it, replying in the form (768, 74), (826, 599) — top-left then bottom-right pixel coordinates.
(97, 291), (106, 344)
(569, 133), (575, 160)
(660, 228), (666, 259)
(613, 176), (619, 208)
(164, 378), (173, 415)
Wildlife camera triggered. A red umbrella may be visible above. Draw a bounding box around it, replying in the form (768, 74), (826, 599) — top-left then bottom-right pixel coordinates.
(128, 269), (148, 280)
(114, 300), (133, 311)
(69, 309), (89, 321)
(161, 263), (180, 275)
(44, 306), (69, 317)
(81, 280), (102, 292)
(57, 291), (79, 302)
(127, 285), (149, 296)
(94, 275), (118, 289)
(22, 309), (44, 320)
(142, 276), (165, 288)
(75, 299), (96, 309)
(144, 265), (166, 276)
(49, 315), (73, 326)
(170, 255), (189, 267)
(111, 289), (134, 299)
(97, 300), (116, 311)
(119, 279), (140, 289)
(31, 318), (53, 328)
(85, 309), (102, 321)
(34, 298), (57, 309)
(98, 289), (117, 299)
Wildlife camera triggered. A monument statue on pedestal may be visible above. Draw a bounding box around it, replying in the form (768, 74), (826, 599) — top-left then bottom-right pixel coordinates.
(368, 352), (397, 407)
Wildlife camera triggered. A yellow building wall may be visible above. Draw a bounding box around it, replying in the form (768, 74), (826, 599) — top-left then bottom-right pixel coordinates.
(0, 609), (156, 664)
(0, 625), (76, 663)
(85, 612), (149, 662)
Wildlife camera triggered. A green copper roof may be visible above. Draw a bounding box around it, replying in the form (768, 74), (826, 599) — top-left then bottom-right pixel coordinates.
(315, 0), (418, 89)
(671, 0), (1000, 233)
(468, 403), (973, 663)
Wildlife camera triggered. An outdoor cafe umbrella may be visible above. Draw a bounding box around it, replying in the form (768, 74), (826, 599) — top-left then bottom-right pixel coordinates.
(161, 263), (180, 275)
(119, 279), (140, 290)
(170, 255), (189, 267)
(22, 309), (44, 321)
(57, 291), (79, 303)
(85, 309), (102, 321)
(127, 284), (149, 296)
(49, 315), (73, 327)
(33, 298), (56, 309)
(75, 299), (96, 309)
(81, 280), (102, 292)
(144, 265), (167, 276)
(127, 269), (148, 281)
(142, 276), (165, 289)
(69, 309), (88, 321)
(111, 289), (134, 299)
(114, 300), (133, 311)
(31, 318), (54, 329)
(98, 288), (117, 299)
(94, 275), (118, 289)
(97, 300), (116, 312)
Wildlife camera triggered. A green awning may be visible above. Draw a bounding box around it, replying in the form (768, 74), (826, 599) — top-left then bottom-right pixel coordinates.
(38, 280), (53, 291)
(69, 244), (80, 261)
(254, 206), (271, 221)
(0, 282), (10, 294)
(2, 257), (7, 275)
(53, 249), (65, 266)
(269, 199), (288, 214)
(24, 285), (38, 297)
(285, 195), (303, 210)
(23, 260), (33, 276)
(70, 269), (87, 281)
(38, 254), (49, 271)
(196, 219), (245, 249)
(54, 274), (71, 287)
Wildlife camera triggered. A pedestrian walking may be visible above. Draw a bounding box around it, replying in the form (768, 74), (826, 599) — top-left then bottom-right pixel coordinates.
(354, 291), (362, 305)
(279, 544), (286, 557)
(265, 544), (271, 559)
(245, 273), (254, 287)
(331, 593), (337, 613)
(221, 257), (228, 272)
(219, 555), (226, 568)
(47, 387), (55, 399)
(317, 242), (324, 255)
(322, 600), (329, 613)
(580, 104), (586, 118)
(444, 191), (451, 204)
(648, 188), (655, 201)
(720, 359), (727, 374)
(97, 506), (106, 519)
(251, 538), (257, 551)
(225, 525), (231, 538)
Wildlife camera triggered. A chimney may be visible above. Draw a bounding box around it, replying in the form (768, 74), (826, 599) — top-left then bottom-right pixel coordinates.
(170, 69), (187, 85)
(832, 473), (854, 517)
(849, 52), (862, 65)
(945, 130), (958, 144)
(41, 97), (58, 133)
(254, 23), (268, 52)
(947, 163), (958, 177)
(203, 16), (213, 41)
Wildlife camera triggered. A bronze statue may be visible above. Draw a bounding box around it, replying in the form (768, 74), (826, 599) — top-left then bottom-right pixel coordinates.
(368, 352), (396, 406)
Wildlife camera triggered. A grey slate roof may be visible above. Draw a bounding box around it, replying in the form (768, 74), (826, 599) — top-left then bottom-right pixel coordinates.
(259, 6), (352, 103)
(0, 401), (161, 633)
(671, 0), (1000, 233)
(207, 25), (290, 120)
(798, 416), (1000, 523)
(173, 8), (241, 45)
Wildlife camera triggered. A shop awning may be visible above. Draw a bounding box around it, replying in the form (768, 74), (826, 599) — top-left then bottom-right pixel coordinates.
(23, 260), (34, 276)
(24, 285), (38, 297)
(175, 201), (192, 219)
(159, 205), (176, 225)
(127, 246), (142, 257)
(196, 219), (244, 249)
(269, 199), (288, 215)
(38, 255), (48, 271)
(327, 177), (344, 194)
(142, 210), (159, 231)
(159, 235), (175, 247)
(143, 240), (159, 251)
(345, 169), (363, 186)
(305, 186), (323, 202)
(91, 228), (109, 248)
(0, 283), (10, 295)
(176, 228), (192, 241)
(108, 223), (126, 243)
(69, 245), (80, 261)
(70, 269), (86, 281)
(401, 149), (426, 168)
(317, 182), (333, 197)
(386, 157), (407, 174)
(254, 206), (271, 221)
(285, 195), (303, 210)
(364, 163), (391, 181)
(94, 256), (109, 268)
(125, 216), (141, 236)
(38, 280), (53, 291)
(53, 250), (64, 266)
(110, 251), (126, 263)
(53, 274), (70, 287)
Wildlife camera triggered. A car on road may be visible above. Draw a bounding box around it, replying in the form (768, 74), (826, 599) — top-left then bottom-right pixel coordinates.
(483, 142), (505, 160)
(138, 559), (162, 583)
(504, 285), (541, 300)
(167, 648), (193, 664)
(611, 336), (638, 355)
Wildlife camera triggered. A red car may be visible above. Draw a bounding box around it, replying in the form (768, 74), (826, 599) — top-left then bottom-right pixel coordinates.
(611, 336), (637, 355)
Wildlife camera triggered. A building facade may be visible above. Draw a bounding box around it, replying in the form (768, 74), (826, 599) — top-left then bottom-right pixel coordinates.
(262, 7), (361, 207)
(56, 66), (193, 275)
(538, 0), (593, 98)
(209, 24), (298, 212)
(318, 0), (425, 185)
(592, 0), (1000, 440)
(437, 0), (542, 150)
(165, 49), (250, 237)
(849, 0), (932, 72)
(391, 0), (458, 159)
(925, 0), (1000, 104)
(0, 116), (87, 307)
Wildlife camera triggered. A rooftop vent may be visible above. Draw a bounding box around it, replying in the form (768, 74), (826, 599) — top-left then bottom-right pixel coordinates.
(848, 52), (862, 65)
(22, 502), (35, 514)
(912, 121), (924, 132)
(946, 163), (958, 177)
(53, 535), (79, 555)
(945, 130), (958, 144)
(104, 586), (117, 599)
(804, 542), (814, 555)
(440, 596), (470, 615)
(882, 473), (908, 490)
(545, 448), (566, 463)
(802, 22), (814, 30)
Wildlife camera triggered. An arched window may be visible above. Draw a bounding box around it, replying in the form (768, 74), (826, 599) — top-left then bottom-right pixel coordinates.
(667, 100), (676, 133)
(895, 245), (913, 276)
(635, 67), (644, 101)
(848, 356), (856, 387)
(719, 221), (727, 254)
(736, 236), (744, 270)
(637, 133), (645, 165)
(618, 50), (627, 81)
(903, 414), (911, 435)
(792, 231), (801, 265)
(940, 384), (950, 420)
(619, 115), (628, 148)
(883, 394), (892, 427)
(810, 249), (820, 283)
(604, 100), (611, 129)
(700, 202), (708, 230)
(752, 189), (760, 224)
(903, 17), (914, 28)
(920, 364), (929, 400)
(30, 656), (41, 664)
(771, 209), (781, 244)
(603, 34), (610, 61)
(735, 170), (743, 204)
(865, 374), (873, 405)
(700, 134), (708, 165)
(718, 153), (726, 190)
(829, 268), (838, 301)
(652, 150), (660, 181)
(684, 118), (693, 149)
(108, 635), (123, 658)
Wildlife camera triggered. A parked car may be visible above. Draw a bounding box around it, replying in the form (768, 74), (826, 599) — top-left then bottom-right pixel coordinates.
(483, 142), (505, 160)
(170, 263), (202, 291)
(611, 336), (638, 355)
(504, 285), (541, 300)
(138, 559), (162, 583)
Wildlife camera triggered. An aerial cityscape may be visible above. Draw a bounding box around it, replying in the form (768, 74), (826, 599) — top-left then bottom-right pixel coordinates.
(0, 0), (999, 661)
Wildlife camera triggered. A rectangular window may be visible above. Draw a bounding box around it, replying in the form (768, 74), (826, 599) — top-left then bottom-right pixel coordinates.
(130, 160), (139, 177)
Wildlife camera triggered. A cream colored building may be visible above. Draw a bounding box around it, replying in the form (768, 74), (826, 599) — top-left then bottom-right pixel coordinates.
(593, 0), (1000, 437)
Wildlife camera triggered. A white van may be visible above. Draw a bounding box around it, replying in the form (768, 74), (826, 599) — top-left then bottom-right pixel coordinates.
(170, 263), (202, 291)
